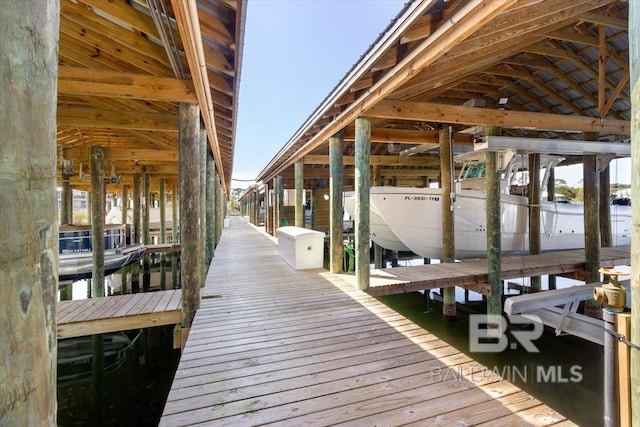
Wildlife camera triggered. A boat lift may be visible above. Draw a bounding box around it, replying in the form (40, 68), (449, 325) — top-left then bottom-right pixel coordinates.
(503, 278), (630, 346)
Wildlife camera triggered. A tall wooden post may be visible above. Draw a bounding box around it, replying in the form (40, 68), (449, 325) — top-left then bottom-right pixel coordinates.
(0, 2), (58, 422)
(355, 117), (371, 290)
(629, 2), (640, 422)
(275, 175), (284, 232)
(372, 164), (384, 269)
(179, 102), (201, 328)
(206, 154), (216, 266)
(121, 184), (129, 224)
(131, 174), (141, 292)
(440, 127), (456, 320)
(159, 178), (166, 290)
(61, 172), (72, 224)
(91, 147), (106, 297)
(171, 183), (179, 287)
(584, 151), (602, 319)
(295, 159), (304, 227)
(215, 175), (223, 244)
(310, 180), (318, 230)
(200, 126), (207, 283)
(330, 131), (345, 273)
(272, 177), (278, 234)
(547, 168), (557, 290)
(600, 163), (612, 247)
(485, 126), (502, 317)
(143, 172), (151, 291)
(86, 191), (91, 225)
(529, 153), (541, 292)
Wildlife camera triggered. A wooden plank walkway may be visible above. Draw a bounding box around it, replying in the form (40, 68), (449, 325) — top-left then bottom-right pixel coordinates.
(160, 216), (575, 426)
(346, 246), (631, 297)
(57, 289), (182, 339)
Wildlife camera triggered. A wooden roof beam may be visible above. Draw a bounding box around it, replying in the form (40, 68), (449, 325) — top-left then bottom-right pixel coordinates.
(368, 99), (630, 135)
(304, 154), (440, 167)
(57, 107), (178, 131)
(58, 67), (197, 103)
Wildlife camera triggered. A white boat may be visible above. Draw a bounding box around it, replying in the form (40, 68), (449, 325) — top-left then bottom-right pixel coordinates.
(369, 150), (631, 259)
(343, 191), (411, 252)
(59, 224), (146, 282)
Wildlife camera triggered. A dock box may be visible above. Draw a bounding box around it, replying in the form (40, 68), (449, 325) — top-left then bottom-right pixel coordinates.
(277, 226), (324, 270)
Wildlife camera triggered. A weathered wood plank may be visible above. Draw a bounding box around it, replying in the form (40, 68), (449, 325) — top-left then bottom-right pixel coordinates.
(160, 216), (575, 426)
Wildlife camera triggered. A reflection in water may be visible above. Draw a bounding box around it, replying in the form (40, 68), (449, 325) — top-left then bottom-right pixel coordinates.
(57, 326), (180, 426)
(378, 292), (603, 427)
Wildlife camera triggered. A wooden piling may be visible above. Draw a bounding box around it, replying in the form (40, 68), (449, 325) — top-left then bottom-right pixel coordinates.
(439, 127), (456, 320)
(61, 172), (72, 224)
(355, 117), (371, 290)
(295, 159), (304, 227)
(600, 162), (612, 247)
(583, 151), (602, 318)
(91, 147), (105, 297)
(0, 2), (58, 421)
(529, 153), (541, 292)
(329, 131), (344, 273)
(547, 168), (557, 290)
(159, 178), (167, 290)
(143, 172), (151, 291)
(275, 175), (284, 231)
(310, 180), (318, 230)
(179, 102), (201, 328)
(629, 4), (640, 422)
(206, 154), (216, 266)
(485, 126), (502, 317)
(200, 126), (207, 283)
(121, 184), (129, 224)
(372, 164), (384, 269)
(171, 183), (179, 286)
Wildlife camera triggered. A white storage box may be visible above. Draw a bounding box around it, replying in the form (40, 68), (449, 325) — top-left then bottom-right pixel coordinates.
(277, 226), (325, 270)
(223, 217), (230, 228)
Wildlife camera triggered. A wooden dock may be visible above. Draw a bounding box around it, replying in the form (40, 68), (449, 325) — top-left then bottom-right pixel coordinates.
(57, 289), (182, 339)
(160, 216), (575, 426)
(347, 246), (631, 297)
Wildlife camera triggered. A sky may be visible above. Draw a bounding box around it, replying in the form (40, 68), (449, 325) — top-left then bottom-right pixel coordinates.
(232, 0), (405, 189)
(231, 0), (632, 190)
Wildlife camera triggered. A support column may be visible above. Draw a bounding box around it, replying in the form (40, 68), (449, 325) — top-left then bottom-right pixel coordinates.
(485, 126), (502, 317)
(159, 178), (166, 290)
(355, 117), (371, 290)
(200, 126), (207, 284)
(131, 174), (141, 292)
(629, 3), (640, 422)
(142, 172), (151, 291)
(600, 162), (612, 247)
(61, 172), (72, 224)
(206, 154), (216, 266)
(584, 153), (602, 320)
(275, 175), (284, 232)
(121, 184), (129, 225)
(295, 159), (304, 227)
(440, 126), (456, 320)
(547, 168), (557, 290)
(179, 102), (201, 328)
(329, 131), (344, 273)
(171, 183), (178, 287)
(529, 153), (541, 292)
(310, 180), (318, 230)
(372, 164), (384, 269)
(0, 3), (58, 421)
(91, 147), (105, 297)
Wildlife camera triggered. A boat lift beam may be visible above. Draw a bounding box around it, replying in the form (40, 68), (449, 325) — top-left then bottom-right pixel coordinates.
(475, 136), (631, 157)
(504, 280), (630, 345)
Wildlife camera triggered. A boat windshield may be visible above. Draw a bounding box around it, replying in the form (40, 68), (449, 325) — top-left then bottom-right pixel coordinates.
(461, 162), (485, 180)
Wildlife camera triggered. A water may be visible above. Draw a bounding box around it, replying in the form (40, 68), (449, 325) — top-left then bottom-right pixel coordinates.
(57, 264), (181, 426)
(377, 292), (604, 427)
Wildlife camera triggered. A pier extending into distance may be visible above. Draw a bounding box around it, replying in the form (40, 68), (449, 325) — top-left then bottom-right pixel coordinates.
(160, 216), (575, 426)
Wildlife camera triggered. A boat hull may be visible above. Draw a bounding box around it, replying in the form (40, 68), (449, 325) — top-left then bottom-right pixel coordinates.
(370, 187), (631, 259)
(344, 191), (411, 252)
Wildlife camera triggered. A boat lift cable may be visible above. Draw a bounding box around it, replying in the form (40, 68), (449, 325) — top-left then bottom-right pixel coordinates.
(605, 328), (640, 351)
